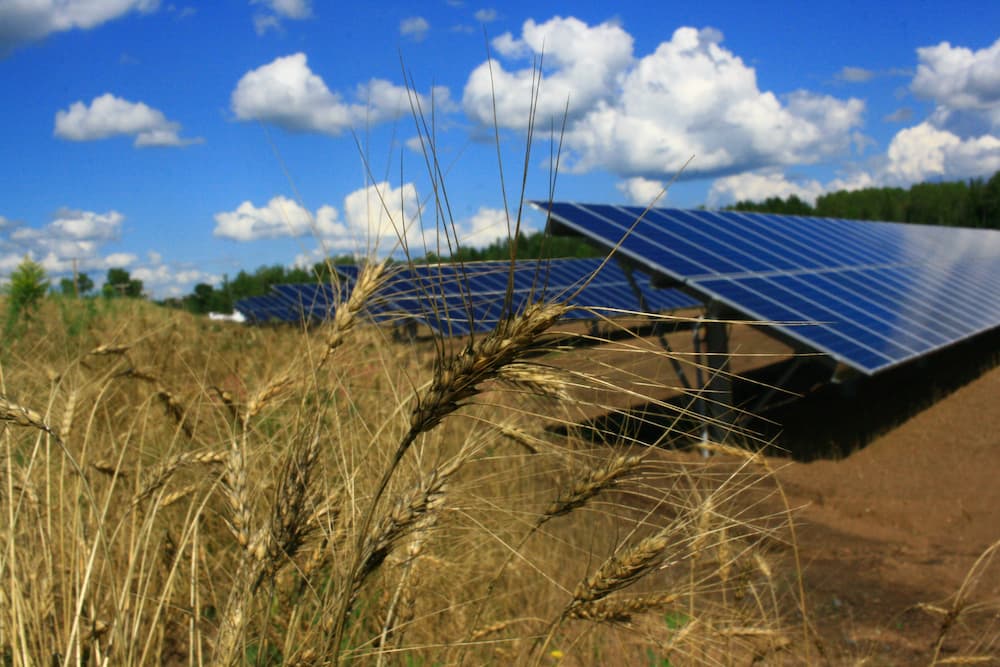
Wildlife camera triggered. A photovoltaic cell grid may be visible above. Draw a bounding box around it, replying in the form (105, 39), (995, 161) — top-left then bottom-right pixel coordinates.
(236, 258), (698, 333)
(536, 201), (1000, 375)
(335, 258), (698, 335)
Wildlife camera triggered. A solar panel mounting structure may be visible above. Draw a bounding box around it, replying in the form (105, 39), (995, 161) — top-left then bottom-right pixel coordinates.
(535, 200), (1000, 441)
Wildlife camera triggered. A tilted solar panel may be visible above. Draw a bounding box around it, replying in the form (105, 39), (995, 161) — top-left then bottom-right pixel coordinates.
(536, 201), (1000, 375)
(331, 258), (698, 335)
(234, 294), (300, 323)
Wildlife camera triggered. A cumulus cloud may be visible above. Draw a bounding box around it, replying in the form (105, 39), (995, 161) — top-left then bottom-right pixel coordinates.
(707, 171), (825, 207)
(0, 0), (158, 56)
(214, 183), (426, 254)
(213, 196), (346, 241)
(464, 20), (864, 180)
(909, 37), (1000, 137)
(0, 207), (142, 278)
(911, 38), (1000, 112)
(465, 17), (634, 128)
(454, 206), (509, 246)
(132, 259), (221, 297)
(616, 177), (668, 205)
(400, 16), (429, 40)
(54, 93), (200, 147)
(341, 182), (422, 252)
(882, 122), (1000, 184)
(707, 169), (876, 207)
(231, 53), (454, 135)
(852, 37), (1000, 187)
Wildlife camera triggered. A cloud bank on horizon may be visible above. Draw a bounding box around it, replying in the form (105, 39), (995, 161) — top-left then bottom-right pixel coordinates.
(1, 2), (998, 297)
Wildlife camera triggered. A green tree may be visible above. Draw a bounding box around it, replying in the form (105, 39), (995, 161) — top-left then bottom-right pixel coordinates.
(59, 272), (94, 297)
(5, 255), (48, 329)
(103, 267), (143, 298)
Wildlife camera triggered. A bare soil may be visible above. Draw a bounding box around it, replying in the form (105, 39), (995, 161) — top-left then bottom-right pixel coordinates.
(769, 358), (1000, 665)
(575, 320), (1000, 664)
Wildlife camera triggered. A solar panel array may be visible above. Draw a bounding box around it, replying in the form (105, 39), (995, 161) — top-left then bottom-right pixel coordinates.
(234, 257), (699, 334)
(537, 201), (1000, 375)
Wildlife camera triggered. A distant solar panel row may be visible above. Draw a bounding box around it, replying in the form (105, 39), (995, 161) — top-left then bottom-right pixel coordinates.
(234, 257), (699, 334)
(537, 202), (1000, 375)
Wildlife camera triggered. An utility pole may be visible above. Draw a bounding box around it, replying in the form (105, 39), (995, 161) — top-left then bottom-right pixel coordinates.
(72, 257), (79, 298)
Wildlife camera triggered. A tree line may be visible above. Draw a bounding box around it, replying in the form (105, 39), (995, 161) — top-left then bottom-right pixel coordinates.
(727, 170), (1000, 229)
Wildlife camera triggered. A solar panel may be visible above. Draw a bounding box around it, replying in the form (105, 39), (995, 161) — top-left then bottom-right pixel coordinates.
(332, 258), (698, 336)
(234, 294), (301, 323)
(271, 282), (349, 321)
(537, 201), (1000, 375)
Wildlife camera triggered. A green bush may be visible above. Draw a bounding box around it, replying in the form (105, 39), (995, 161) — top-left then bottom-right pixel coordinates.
(5, 255), (48, 332)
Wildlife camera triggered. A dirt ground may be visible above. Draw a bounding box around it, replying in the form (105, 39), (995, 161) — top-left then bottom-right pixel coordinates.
(571, 319), (1000, 664)
(768, 358), (1000, 665)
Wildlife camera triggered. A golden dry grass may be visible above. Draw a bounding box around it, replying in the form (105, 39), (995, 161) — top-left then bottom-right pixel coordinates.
(0, 278), (807, 666)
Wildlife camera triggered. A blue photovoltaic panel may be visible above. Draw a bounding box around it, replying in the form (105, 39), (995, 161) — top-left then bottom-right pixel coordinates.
(536, 201), (1000, 375)
(330, 258), (698, 335)
(234, 294), (300, 323)
(271, 282), (350, 321)
(254, 259), (697, 333)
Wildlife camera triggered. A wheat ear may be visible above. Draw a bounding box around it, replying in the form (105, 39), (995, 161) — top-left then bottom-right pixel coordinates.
(330, 301), (567, 658)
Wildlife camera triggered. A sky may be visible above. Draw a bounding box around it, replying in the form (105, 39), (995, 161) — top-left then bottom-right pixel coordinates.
(1, 1), (999, 298)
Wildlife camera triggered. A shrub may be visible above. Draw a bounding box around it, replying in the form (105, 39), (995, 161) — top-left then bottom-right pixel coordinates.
(4, 254), (48, 331)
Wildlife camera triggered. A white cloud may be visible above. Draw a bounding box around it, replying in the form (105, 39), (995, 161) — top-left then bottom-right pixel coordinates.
(252, 14), (281, 34)
(213, 184), (426, 254)
(132, 262), (220, 296)
(251, 0), (311, 34)
(231, 53), (453, 135)
(0, 208), (132, 276)
(400, 16), (429, 40)
(54, 93), (200, 147)
(474, 8), (497, 22)
(0, 0), (158, 56)
(616, 177), (668, 205)
(707, 171), (825, 207)
(253, 0), (311, 19)
(882, 122), (1000, 184)
(911, 38), (1000, 113)
(213, 195), (347, 241)
(454, 206), (509, 247)
(464, 17), (634, 129)
(463, 20), (864, 180)
(342, 181), (422, 252)
(707, 169), (879, 208)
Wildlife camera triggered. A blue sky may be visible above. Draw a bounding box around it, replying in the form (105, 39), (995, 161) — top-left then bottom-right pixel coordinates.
(2, 1), (999, 298)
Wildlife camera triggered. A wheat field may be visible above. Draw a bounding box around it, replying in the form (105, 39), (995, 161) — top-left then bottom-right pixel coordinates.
(0, 257), (814, 666)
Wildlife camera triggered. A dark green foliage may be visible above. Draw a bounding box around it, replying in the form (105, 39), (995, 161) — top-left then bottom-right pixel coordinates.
(423, 230), (601, 263)
(728, 170), (1000, 229)
(59, 272), (94, 297)
(103, 267), (144, 298)
(5, 256), (48, 332)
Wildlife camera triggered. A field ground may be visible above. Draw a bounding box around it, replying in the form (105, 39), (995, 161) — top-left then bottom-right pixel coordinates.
(766, 359), (1000, 664)
(631, 321), (1000, 665)
(511, 313), (1000, 663)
